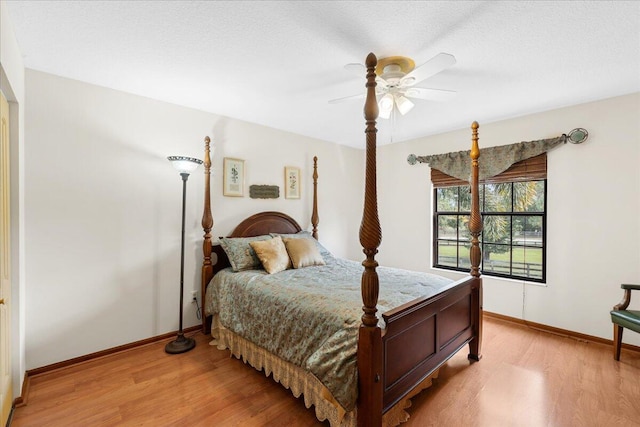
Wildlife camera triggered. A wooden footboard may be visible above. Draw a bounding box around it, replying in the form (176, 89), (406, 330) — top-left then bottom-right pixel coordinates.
(381, 276), (482, 412)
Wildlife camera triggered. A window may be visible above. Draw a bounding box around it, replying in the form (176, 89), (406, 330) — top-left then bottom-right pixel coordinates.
(432, 155), (547, 283)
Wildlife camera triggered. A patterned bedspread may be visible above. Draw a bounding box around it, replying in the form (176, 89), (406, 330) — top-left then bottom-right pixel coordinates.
(204, 256), (453, 411)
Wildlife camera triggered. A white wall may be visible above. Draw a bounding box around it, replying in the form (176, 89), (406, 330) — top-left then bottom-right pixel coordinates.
(377, 93), (640, 346)
(24, 70), (363, 369)
(205, 113), (364, 261)
(0, 0), (27, 400)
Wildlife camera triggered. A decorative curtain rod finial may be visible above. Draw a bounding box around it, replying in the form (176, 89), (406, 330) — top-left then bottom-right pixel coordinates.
(564, 128), (588, 144)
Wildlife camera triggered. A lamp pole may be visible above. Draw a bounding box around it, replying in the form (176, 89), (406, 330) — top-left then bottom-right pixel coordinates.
(166, 156), (202, 354)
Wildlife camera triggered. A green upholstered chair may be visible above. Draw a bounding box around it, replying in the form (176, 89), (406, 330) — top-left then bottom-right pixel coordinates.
(610, 284), (640, 361)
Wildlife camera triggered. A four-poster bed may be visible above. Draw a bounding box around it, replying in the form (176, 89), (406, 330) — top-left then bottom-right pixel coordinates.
(200, 53), (483, 426)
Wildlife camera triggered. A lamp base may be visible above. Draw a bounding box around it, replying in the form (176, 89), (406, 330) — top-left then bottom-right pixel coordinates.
(165, 332), (196, 354)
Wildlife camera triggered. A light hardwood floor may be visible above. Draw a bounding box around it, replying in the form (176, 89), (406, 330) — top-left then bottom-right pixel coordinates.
(11, 317), (640, 426)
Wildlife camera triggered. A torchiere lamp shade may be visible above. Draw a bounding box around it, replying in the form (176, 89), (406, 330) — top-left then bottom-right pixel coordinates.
(167, 156), (203, 174)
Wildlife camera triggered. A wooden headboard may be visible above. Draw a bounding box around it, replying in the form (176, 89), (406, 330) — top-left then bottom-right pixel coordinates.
(227, 211), (302, 238)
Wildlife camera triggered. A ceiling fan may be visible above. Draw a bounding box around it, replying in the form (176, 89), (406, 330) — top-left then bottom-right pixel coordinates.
(329, 53), (457, 119)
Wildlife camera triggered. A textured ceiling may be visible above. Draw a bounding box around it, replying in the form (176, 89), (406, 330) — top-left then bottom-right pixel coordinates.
(5, 1), (640, 148)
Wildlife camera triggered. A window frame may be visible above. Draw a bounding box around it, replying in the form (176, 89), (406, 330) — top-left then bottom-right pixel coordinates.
(433, 180), (547, 283)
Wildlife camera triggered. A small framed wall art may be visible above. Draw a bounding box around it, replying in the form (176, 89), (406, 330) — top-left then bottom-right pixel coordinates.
(284, 166), (300, 199)
(223, 157), (245, 197)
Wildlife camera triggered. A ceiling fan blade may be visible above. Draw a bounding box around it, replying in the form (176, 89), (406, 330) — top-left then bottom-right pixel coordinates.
(400, 53), (456, 87)
(404, 87), (457, 101)
(344, 63), (365, 77)
(328, 93), (365, 104)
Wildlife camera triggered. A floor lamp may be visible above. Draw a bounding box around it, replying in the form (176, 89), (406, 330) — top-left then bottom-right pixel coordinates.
(166, 155), (203, 354)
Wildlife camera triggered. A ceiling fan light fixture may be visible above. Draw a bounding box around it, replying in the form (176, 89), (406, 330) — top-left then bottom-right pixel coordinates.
(396, 96), (414, 115)
(378, 94), (394, 119)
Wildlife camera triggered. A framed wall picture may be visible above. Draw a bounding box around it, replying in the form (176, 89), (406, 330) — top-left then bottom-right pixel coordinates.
(223, 157), (245, 197)
(285, 166), (300, 199)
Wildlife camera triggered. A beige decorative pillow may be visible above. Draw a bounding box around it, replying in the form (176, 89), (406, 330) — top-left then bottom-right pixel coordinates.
(271, 231), (334, 260)
(249, 236), (291, 274)
(283, 237), (326, 269)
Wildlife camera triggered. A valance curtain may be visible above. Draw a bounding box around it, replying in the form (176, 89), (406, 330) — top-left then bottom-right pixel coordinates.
(408, 136), (565, 187)
(430, 153), (548, 187)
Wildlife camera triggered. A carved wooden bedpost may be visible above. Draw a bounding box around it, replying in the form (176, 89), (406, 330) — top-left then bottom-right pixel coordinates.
(201, 136), (214, 333)
(357, 52), (383, 427)
(468, 122), (483, 361)
(469, 122), (481, 278)
(311, 156), (319, 240)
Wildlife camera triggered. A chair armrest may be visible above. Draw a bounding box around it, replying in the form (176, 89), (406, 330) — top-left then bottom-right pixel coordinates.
(614, 284), (639, 311)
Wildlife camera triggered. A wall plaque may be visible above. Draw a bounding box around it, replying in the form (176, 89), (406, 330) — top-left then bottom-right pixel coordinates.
(249, 185), (280, 199)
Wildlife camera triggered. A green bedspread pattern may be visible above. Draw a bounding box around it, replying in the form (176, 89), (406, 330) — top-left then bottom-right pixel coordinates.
(204, 256), (452, 411)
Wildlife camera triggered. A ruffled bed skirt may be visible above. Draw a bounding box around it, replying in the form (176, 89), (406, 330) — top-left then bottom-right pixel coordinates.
(210, 316), (439, 426)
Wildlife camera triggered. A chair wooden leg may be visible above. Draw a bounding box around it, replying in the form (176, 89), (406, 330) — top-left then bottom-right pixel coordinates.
(613, 324), (623, 361)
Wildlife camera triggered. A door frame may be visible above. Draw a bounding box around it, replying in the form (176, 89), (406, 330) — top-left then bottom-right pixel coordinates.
(0, 88), (13, 426)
